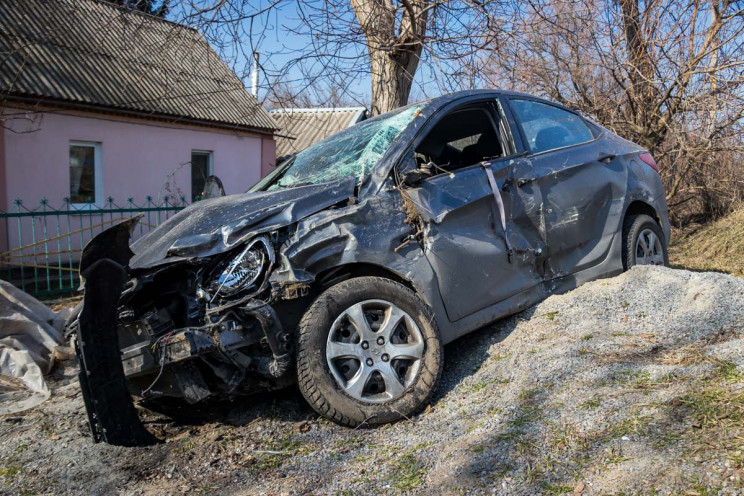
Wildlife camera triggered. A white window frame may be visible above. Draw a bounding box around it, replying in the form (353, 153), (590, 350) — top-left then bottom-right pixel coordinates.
(69, 141), (103, 209)
(191, 150), (214, 174)
(191, 150), (214, 201)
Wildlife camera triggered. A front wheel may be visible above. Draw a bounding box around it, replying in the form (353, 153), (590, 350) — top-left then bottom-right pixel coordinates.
(296, 277), (442, 427)
(622, 213), (669, 270)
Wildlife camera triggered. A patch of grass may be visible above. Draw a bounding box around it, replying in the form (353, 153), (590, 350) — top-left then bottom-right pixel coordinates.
(592, 412), (654, 443)
(470, 381), (489, 392)
(714, 359), (744, 383)
(630, 371), (679, 391)
(605, 444), (629, 464)
(411, 441), (434, 452)
(602, 369), (654, 387)
(542, 311), (560, 321)
(254, 454), (286, 470)
(548, 422), (579, 451)
(579, 396), (602, 410)
(540, 482), (574, 494)
(729, 451), (744, 469)
(392, 453), (425, 493)
(678, 387), (744, 429)
(686, 479), (724, 496)
(650, 430), (682, 449)
(582, 334), (594, 341)
(490, 353), (512, 361)
(0, 465), (20, 478)
(519, 387), (542, 402)
(669, 207), (744, 278)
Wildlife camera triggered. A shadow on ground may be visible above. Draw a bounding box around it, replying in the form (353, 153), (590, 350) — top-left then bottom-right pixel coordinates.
(138, 308), (530, 433)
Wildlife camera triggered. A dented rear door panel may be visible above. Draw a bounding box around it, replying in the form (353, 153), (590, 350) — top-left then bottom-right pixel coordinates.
(529, 139), (627, 278)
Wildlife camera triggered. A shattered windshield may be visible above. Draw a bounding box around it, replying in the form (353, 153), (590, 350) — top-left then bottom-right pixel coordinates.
(256, 105), (422, 191)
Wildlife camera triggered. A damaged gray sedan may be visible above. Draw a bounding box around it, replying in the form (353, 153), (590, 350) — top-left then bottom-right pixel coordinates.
(70, 90), (670, 446)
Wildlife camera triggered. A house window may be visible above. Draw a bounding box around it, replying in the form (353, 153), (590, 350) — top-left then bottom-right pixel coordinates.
(69, 141), (102, 206)
(191, 150), (213, 201)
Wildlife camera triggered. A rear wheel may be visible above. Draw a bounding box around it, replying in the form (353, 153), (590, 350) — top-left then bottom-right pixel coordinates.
(296, 277), (442, 427)
(622, 214), (668, 269)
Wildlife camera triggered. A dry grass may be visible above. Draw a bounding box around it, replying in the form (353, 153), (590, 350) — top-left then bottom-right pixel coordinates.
(669, 207), (744, 278)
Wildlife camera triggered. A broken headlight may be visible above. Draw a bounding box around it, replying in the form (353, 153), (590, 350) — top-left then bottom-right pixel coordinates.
(210, 236), (274, 297)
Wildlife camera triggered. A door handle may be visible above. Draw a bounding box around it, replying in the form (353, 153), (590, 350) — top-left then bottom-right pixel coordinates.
(598, 153), (616, 164)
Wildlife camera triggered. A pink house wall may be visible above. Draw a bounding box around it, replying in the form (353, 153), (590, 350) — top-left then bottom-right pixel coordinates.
(2, 108), (272, 209)
(261, 136), (277, 178)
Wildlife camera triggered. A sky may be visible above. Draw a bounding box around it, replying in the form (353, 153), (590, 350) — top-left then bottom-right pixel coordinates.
(169, 0), (496, 108)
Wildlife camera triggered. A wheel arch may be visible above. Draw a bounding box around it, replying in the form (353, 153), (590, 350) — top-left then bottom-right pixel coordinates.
(624, 200), (661, 228)
(314, 262), (417, 294)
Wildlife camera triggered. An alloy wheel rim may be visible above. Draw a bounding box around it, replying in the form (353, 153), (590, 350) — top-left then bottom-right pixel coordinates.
(635, 228), (664, 265)
(325, 299), (425, 404)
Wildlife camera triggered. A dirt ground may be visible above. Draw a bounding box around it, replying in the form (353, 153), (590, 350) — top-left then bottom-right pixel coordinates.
(1, 266), (743, 496)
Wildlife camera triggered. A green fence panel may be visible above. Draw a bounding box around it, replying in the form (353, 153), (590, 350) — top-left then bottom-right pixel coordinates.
(0, 196), (187, 298)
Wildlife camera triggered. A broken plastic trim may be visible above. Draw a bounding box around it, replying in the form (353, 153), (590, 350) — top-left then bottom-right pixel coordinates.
(242, 300), (292, 378)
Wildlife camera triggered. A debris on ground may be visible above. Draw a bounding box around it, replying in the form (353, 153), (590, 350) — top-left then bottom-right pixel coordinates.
(0, 281), (73, 414)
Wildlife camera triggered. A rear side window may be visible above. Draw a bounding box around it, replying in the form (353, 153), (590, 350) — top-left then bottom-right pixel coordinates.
(509, 99), (594, 154)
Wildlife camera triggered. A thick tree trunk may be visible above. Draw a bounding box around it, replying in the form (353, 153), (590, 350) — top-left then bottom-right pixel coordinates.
(368, 44), (423, 115)
(351, 0), (428, 115)
(617, 0), (658, 149)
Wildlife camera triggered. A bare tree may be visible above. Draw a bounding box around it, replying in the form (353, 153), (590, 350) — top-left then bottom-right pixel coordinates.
(490, 0), (744, 220)
(174, 0), (503, 114)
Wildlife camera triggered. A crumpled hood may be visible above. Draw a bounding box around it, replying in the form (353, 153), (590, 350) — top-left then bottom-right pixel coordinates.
(128, 178), (356, 270)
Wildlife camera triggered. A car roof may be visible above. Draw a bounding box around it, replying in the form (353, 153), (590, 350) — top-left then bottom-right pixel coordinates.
(416, 89), (575, 113)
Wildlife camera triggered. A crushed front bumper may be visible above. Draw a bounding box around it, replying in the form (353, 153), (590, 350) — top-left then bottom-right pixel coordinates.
(76, 257), (160, 446)
(75, 217), (294, 446)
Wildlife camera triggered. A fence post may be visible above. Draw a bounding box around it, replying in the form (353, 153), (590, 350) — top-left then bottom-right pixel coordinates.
(41, 198), (51, 292)
(14, 199), (25, 292)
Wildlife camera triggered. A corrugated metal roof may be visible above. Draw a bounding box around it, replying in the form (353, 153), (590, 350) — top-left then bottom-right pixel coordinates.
(269, 107), (367, 158)
(0, 0), (277, 132)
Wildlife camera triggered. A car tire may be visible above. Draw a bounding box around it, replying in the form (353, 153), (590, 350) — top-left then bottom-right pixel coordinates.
(622, 214), (669, 270)
(296, 276), (442, 427)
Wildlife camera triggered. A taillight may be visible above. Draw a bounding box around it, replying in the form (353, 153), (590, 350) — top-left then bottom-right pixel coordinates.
(639, 152), (658, 172)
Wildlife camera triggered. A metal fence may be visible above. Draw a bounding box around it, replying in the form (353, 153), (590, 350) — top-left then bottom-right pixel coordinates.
(0, 196), (188, 298)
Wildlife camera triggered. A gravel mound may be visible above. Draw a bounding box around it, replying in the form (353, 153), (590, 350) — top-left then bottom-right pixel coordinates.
(1, 266), (743, 495)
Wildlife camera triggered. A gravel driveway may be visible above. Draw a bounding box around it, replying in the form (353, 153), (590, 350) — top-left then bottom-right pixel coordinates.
(1, 266), (743, 495)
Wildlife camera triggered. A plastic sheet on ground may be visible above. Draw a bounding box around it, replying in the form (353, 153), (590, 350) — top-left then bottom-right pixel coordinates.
(0, 281), (69, 414)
